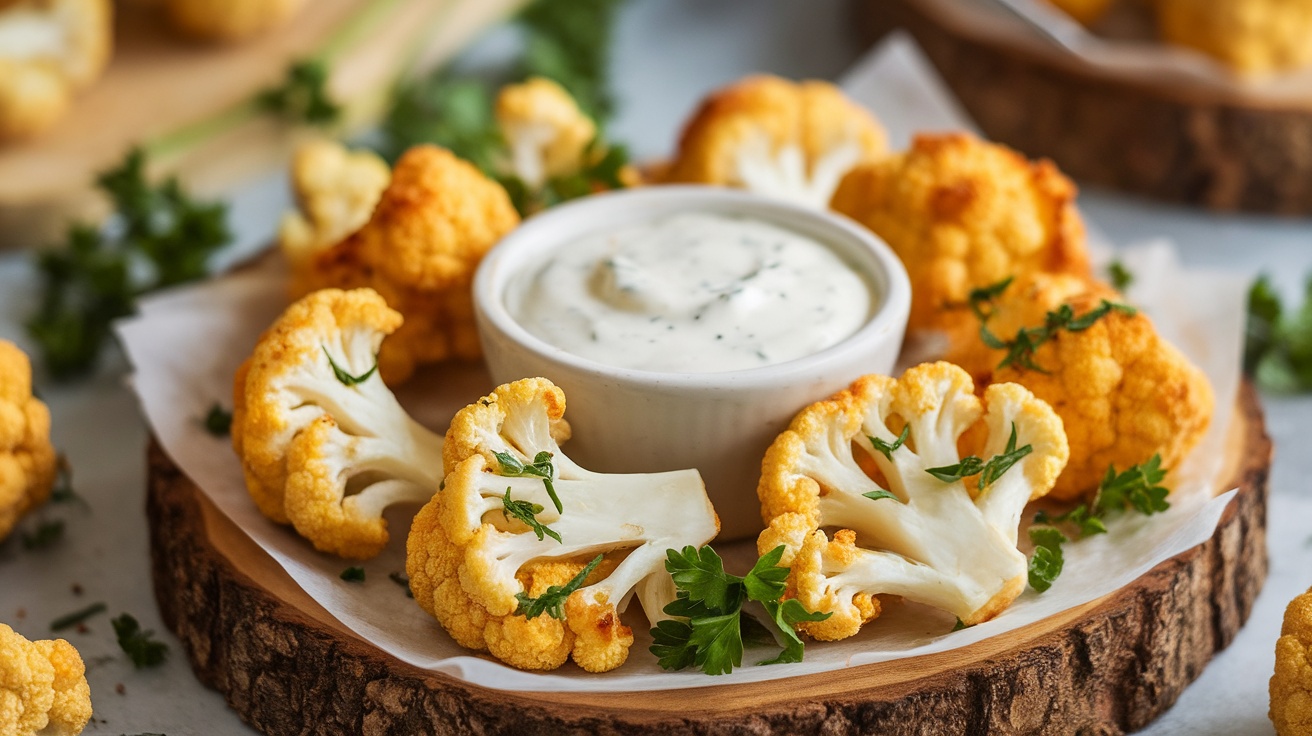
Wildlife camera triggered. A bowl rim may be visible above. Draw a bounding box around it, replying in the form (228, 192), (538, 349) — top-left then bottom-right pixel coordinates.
(473, 185), (911, 391)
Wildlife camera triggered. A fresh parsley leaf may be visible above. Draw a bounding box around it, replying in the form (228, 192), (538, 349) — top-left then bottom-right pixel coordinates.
(389, 572), (414, 598)
(758, 598), (830, 666)
(1034, 504), (1107, 538)
(967, 276), (1014, 321)
(649, 619), (697, 671)
(516, 0), (622, 123)
(340, 566), (366, 583)
(1246, 275), (1283, 375)
(981, 298), (1136, 373)
(1094, 455), (1170, 515)
(664, 545), (743, 613)
(1027, 526), (1067, 593)
(686, 610), (744, 675)
(21, 519), (65, 550)
(322, 347), (378, 386)
(514, 553), (603, 620)
(494, 450), (561, 513)
(977, 423), (1033, 490)
(203, 403), (232, 437)
(257, 59), (341, 126)
(868, 424), (909, 461)
(51, 602), (107, 632)
(925, 456), (986, 483)
(501, 488), (561, 543)
(1109, 260), (1134, 291)
(742, 545), (789, 604)
(1245, 274), (1312, 392)
(112, 613), (169, 668)
(739, 611), (777, 648)
(861, 489), (902, 502)
(27, 148), (230, 379)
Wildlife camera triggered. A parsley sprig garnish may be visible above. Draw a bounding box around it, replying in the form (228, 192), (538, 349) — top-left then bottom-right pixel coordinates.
(323, 347), (378, 386)
(925, 423), (1031, 489)
(21, 519), (65, 550)
(112, 613), (169, 668)
(514, 553), (603, 619)
(501, 489), (561, 543)
(257, 59), (341, 127)
(494, 450), (561, 513)
(203, 403), (232, 437)
(650, 545), (831, 675)
(1026, 455), (1170, 592)
(340, 566), (366, 582)
(1245, 274), (1312, 392)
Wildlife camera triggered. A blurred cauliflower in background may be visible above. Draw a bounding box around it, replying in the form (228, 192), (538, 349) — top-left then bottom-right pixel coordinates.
(944, 272), (1213, 501)
(0, 622), (92, 736)
(1272, 585), (1312, 736)
(279, 139), (391, 282)
(291, 144), (520, 384)
(664, 74), (887, 209)
(0, 0), (112, 141)
(162, 0), (306, 43)
(1044, 0), (1117, 26)
(1155, 0), (1312, 74)
(831, 132), (1090, 333)
(0, 340), (58, 542)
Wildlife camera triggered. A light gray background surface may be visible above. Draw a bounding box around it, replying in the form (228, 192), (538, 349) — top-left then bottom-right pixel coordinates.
(1, 1), (1309, 734)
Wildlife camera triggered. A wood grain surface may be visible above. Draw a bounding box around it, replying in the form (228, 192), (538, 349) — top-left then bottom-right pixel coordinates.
(146, 383), (1270, 736)
(865, 0), (1312, 214)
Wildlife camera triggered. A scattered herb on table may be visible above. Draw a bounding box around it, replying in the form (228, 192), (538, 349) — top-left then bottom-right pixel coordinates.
(389, 572), (414, 598)
(112, 613), (169, 668)
(340, 566), (366, 583)
(1245, 274), (1312, 392)
(1108, 260), (1134, 291)
(49, 454), (87, 507)
(51, 602), (108, 632)
(257, 59), (341, 127)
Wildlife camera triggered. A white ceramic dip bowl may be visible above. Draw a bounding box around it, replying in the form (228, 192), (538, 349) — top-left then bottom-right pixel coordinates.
(473, 186), (911, 540)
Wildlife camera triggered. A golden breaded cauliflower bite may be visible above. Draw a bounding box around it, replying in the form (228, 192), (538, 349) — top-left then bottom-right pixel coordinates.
(1155, 0), (1312, 74)
(279, 139), (391, 281)
(0, 339), (58, 542)
(0, 622), (92, 736)
(0, 0), (112, 141)
(407, 378), (719, 673)
(664, 75), (888, 208)
(163, 0), (306, 42)
(1272, 585), (1312, 736)
(945, 272), (1213, 501)
(293, 145), (521, 384)
(756, 362), (1068, 639)
(831, 132), (1090, 332)
(231, 288), (445, 558)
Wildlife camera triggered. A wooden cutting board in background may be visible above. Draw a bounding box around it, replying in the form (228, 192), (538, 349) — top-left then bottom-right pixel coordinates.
(0, 0), (524, 250)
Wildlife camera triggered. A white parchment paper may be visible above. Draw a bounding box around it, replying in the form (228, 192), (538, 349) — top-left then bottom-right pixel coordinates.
(116, 36), (1248, 692)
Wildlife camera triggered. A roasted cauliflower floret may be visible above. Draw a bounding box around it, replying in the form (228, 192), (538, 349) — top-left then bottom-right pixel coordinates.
(1272, 585), (1312, 736)
(0, 0), (112, 141)
(945, 272), (1213, 501)
(1155, 0), (1312, 74)
(757, 362), (1068, 639)
(279, 139), (390, 281)
(664, 75), (888, 209)
(831, 132), (1090, 332)
(231, 288), (444, 558)
(495, 77), (597, 191)
(407, 378), (719, 673)
(163, 0), (306, 42)
(292, 145), (521, 384)
(0, 340), (58, 542)
(0, 622), (92, 736)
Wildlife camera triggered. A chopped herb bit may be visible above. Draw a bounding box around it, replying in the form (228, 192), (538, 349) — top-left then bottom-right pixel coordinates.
(388, 572), (414, 598)
(340, 566), (366, 583)
(494, 450), (561, 512)
(1245, 274), (1312, 392)
(514, 553), (603, 619)
(203, 403), (232, 437)
(21, 520), (64, 550)
(652, 545), (830, 675)
(1094, 454), (1170, 516)
(1027, 526), (1067, 593)
(979, 299), (1137, 373)
(49, 455), (86, 507)
(501, 488), (561, 543)
(112, 613), (169, 668)
(966, 276), (1014, 321)
(951, 617), (971, 632)
(868, 424), (909, 461)
(323, 347), (378, 386)
(925, 423), (1031, 489)
(51, 602), (107, 632)
(862, 489), (902, 503)
(27, 148), (230, 379)
(1109, 260), (1134, 291)
(257, 59), (340, 126)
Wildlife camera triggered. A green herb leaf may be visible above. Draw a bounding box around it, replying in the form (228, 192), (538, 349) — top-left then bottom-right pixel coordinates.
(861, 489), (902, 502)
(27, 148), (230, 379)
(340, 566), (366, 582)
(664, 545), (743, 613)
(389, 572), (414, 598)
(686, 610), (744, 675)
(21, 520), (64, 550)
(977, 423), (1033, 490)
(739, 611), (777, 648)
(501, 488), (561, 543)
(757, 598), (831, 666)
(649, 619), (697, 671)
(49, 455), (86, 508)
(1109, 260), (1134, 291)
(982, 298), (1136, 373)
(203, 403), (232, 437)
(257, 59), (341, 126)
(494, 450), (561, 513)
(925, 456), (986, 483)
(967, 276), (1014, 321)
(323, 346), (378, 386)
(112, 613), (169, 668)
(1094, 455), (1170, 516)
(1027, 526), (1067, 593)
(51, 602), (107, 632)
(868, 424), (909, 461)
(514, 553), (603, 620)
(951, 617), (971, 632)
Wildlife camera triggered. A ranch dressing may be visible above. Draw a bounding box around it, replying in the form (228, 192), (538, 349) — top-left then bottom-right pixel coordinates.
(509, 212), (873, 373)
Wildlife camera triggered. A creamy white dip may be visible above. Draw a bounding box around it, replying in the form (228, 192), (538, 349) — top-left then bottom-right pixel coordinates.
(509, 212), (873, 373)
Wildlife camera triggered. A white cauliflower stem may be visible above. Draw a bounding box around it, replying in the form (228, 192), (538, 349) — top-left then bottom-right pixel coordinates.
(758, 362), (1068, 640)
(232, 288), (444, 558)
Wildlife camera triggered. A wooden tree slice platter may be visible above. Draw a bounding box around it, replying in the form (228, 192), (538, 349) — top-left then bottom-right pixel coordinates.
(147, 384), (1270, 736)
(862, 0), (1312, 214)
